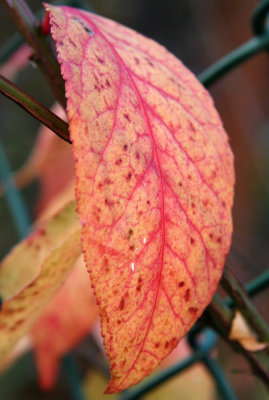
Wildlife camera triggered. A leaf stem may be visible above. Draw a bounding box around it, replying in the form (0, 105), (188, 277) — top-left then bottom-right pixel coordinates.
(0, 0), (66, 107)
(0, 74), (70, 143)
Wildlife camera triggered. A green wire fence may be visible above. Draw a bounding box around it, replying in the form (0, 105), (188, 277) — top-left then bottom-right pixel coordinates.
(0, 0), (269, 399)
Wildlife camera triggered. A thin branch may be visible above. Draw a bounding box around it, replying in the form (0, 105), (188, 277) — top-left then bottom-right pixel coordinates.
(0, 0), (66, 107)
(205, 297), (269, 390)
(0, 74), (70, 143)
(221, 267), (269, 343)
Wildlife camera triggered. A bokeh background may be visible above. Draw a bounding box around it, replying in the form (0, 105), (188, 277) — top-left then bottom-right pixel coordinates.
(0, 0), (268, 399)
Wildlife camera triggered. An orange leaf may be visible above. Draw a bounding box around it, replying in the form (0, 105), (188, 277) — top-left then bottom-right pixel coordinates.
(31, 255), (98, 389)
(47, 5), (234, 392)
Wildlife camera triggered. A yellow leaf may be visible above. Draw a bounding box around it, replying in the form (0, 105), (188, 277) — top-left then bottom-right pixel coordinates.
(0, 202), (81, 362)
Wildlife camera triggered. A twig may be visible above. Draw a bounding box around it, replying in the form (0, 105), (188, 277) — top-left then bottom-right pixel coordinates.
(0, 74), (70, 143)
(221, 267), (269, 343)
(206, 297), (269, 390)
(0, 0), (66, 107)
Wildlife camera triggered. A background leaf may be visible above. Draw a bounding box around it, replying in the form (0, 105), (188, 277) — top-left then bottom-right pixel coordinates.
(31, 254), (98, 389)
(0, 201), (81, 363)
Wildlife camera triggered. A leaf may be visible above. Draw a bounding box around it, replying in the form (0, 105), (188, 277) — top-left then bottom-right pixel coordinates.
(229, 311), (267, 352)
(0, 103), (75, 215)
(31, 254), (98, 389)
(0, 201), (81, 363)
(47, 5), (235, 392)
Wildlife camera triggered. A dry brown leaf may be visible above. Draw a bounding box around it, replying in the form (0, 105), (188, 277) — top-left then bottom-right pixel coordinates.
(229, 311), (267, 352)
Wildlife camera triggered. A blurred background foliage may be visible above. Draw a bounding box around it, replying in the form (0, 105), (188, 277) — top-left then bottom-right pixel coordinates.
(0, 0), (268, 399)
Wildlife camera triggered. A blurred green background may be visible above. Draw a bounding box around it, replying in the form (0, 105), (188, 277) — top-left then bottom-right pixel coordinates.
(0, 0), (269, 399)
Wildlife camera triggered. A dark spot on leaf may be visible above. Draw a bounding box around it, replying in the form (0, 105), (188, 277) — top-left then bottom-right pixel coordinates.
(189, 122), (195, 132)
(184, 289), (190, 302)
(217, 237), (222, 243)
(145, 57), (154, 67)
(72, 17), (94, 37)
(96, 55), (105, 64)
(103, 257), (110, 273)
(98, 182), (102, 189)
(165, 341), (169, 349)
(69, 39), (77, 48)
(178, 182), (182, 187)
(84, 26), (94, 36)
(134, 57), (140, 65)
(124, 113), (131, 122)
(105, 79), (111, 87)
(10, 319), (24, 331)
(105, 198), (113, 207)
(53, 21), (60, 29)
(94, 84), (101, 92)
(119, 298), (125, 310)
(138, 276), (143, 284)
(147, 200), (150, 205)
(189, 307), (198, 314)
(115, 158), (122, 166)
(209, 233), (213, 240)
(136, 285), (142, 292)
(129, 245), (135, 251)
(103, 257), (109, 267)
(127, 229), (133, 239)
(135, 152), (140, 160)
(178, 281), (184, 288)
(155, 342), (160, 348)
(190, 237), (195, 245)
(123, 144), (128, 151)
(126, 172), (132, 181)
(222, 201), (226, 208)
(171, 337), (177, 347)
(117, 319), (121, 325)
